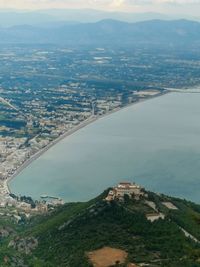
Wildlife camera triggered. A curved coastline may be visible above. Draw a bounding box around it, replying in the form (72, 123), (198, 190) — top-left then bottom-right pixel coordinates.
(7, 92), (167, 195)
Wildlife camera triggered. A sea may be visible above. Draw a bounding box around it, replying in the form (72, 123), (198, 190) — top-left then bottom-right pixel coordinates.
(9, 92), (200, 203)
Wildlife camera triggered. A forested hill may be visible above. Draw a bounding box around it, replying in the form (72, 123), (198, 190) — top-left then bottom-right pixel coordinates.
(0, 19), (200, 48)
(1, 188), (200, 266)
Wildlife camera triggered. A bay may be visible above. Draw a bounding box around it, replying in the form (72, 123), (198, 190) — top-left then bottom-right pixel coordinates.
(9, 93), (200, 203)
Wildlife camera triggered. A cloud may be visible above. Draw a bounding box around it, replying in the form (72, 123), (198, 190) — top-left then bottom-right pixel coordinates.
(0, 0), (199, 11)
(125, 0), (200, 4)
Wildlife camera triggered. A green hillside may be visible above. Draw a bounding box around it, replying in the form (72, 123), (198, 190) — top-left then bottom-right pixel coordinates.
(1, 189), (200, 267)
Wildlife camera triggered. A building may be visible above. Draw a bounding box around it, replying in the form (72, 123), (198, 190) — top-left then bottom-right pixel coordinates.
(17, 202), (32, 212)
(105, 182), (144, 201)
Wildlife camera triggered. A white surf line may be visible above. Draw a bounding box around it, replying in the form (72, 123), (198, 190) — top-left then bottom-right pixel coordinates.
(165, 87), (200, 93)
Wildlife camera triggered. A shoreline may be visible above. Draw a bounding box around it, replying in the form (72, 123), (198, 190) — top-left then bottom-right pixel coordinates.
(7, 91), (168, 195)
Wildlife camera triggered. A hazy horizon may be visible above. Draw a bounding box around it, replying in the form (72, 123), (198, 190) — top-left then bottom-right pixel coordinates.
(0, 1), (198, 17)
(0, 6), (197, 27)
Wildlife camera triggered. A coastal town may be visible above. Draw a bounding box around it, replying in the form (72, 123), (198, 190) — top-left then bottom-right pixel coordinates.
(0, 46), (170, 213)
(0, 87), (162, 207)
(1, 44), (200, 213)
(0, 87), (161, 174)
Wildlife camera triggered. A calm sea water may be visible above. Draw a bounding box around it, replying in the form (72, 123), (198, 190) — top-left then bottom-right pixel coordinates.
(9, 93), (200, 203)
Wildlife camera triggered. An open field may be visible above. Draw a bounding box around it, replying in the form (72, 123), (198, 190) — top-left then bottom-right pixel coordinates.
(87, 247), (128, 267)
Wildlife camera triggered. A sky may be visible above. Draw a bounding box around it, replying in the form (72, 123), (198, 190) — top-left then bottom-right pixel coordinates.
(0, 0), (199, 16)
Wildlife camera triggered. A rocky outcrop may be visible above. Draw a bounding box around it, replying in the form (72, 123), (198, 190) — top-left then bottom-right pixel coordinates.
(8, 237), (38, 255)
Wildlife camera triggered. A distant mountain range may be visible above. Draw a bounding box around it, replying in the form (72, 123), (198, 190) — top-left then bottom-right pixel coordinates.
(39, 9), (173, 24)
(0, 8), (199, 27)
(0, 19), (200, 48)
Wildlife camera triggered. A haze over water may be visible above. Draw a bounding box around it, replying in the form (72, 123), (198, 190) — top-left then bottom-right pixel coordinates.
(9, 93), (200, 203)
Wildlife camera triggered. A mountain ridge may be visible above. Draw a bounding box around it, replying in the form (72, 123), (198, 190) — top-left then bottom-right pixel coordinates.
(0, 9), (189, 27)
(0, 19), (199, 48)
(1, 186), (200, 266)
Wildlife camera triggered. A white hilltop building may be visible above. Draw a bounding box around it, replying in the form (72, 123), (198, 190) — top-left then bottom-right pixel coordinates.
(105, 182), (144, 201)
